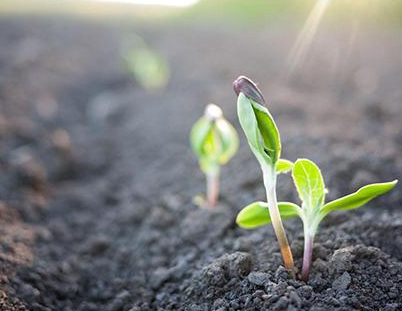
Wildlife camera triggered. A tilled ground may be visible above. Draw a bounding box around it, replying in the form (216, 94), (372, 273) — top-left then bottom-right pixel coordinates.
(0, 17), (401, 311)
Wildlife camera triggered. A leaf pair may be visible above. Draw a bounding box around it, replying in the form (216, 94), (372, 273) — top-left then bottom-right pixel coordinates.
(237, 158), (398, 235)
(237, 92), (281, 168)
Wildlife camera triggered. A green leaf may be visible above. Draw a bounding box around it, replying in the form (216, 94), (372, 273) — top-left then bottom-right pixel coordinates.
(237, 93), (281, 166)
(190, 117), (212, 158)
(276, 159), (294, 174)
(292, 159), (325, 211)
(237, 93), (263, 156)
(252, 104), (281, 163)
(320, 180), (398, 216)
(236, 201), (301, 229)
(215, 118), (239, 165)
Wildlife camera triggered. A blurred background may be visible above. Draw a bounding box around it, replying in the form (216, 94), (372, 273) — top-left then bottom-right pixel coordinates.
(1, 0), (402, 225)
(1, 1), (402, 309)
(1, 0), (402, 208)
(1, 0), (401, 93)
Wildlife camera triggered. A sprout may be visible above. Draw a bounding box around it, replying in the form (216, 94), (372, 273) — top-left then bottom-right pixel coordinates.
(190, 104), (239, 208)
(233, 76), (296, 276)
(237, 158), (397, 281)
(123, 35), (170, 91)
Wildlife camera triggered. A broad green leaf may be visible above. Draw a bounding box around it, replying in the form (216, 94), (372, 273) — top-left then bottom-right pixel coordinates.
(237, 93), (280, 166)
(236, 201), (301, 229)
(320, 180), (398, 216)
(292, 159), (325, 211)
(276, 159), (294, 174)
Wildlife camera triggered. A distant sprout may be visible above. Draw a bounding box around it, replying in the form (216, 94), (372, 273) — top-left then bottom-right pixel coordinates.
(233, 75), (295, 276)
(190, 104), (238, 208)
(123, 35), (169, 91)
(237, 158), (397, 281)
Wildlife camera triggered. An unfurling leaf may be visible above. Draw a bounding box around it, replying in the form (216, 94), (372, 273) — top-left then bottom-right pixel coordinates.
(236, 201), (301, 229)
(292, 159), (325, 211)
(236, 93), (281, 166)
(253, 104), (281, 163)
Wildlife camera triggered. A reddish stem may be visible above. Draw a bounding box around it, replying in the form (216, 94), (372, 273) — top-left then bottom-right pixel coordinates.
(301, 234), (314, 281)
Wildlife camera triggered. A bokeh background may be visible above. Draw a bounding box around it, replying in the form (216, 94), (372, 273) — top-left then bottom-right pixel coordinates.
(1, 1), (402, 310)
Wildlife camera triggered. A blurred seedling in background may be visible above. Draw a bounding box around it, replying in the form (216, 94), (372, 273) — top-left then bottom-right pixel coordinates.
(190, 104), (238, 208)
(122, 35), (169, 91)
(237, 158), (397, 281)
(233, 76), (296, 276)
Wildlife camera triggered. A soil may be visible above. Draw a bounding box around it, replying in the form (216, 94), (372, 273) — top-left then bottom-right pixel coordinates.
(0, 17), (402, 311)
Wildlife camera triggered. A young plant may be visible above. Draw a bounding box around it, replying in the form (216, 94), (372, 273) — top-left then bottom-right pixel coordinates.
(237, 158), (397, 281)
(190, 104), (238, 208)
(233, 76), (295, 275)
(123, 35), (169, 91)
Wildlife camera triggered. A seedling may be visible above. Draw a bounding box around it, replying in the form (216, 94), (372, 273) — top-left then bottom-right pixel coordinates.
(237, 158), (397, 281)
(190, 104), (238, 208)
(123, 35), (169, 91)
(233, 76), (295, 275)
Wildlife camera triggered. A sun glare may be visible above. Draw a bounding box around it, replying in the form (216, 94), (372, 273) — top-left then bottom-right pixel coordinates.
(287, 0), (332, 74)
(87, 0), (200, 7)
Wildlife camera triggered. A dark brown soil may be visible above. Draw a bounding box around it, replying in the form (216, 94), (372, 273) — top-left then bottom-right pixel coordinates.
(0, 17), (401, 311)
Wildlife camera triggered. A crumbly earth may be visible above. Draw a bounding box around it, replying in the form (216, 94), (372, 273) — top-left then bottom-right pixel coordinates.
(0, 17), (401, 311)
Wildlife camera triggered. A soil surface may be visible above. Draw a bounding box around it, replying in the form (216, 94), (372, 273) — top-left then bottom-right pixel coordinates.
(0, 17), (402, 311)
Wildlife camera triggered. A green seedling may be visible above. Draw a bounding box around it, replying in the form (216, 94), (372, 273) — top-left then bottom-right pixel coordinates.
(190, 104), (238, 208)
(237, 158), (397, 281)
(123, 35), (169, 91)
(233, 76), (295, 275)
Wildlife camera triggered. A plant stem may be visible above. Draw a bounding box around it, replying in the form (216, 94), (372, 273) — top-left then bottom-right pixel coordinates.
(206, 172), (219, 208)
(262, 166), (295, 277)
(301, 232), (314, 281)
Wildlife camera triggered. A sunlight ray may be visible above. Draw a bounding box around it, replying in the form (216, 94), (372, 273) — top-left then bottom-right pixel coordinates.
(287, 0), (332, 74)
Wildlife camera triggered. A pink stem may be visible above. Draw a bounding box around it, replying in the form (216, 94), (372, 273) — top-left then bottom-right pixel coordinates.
(206, 173), (219, 208)
(301, 234), (314, 281)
